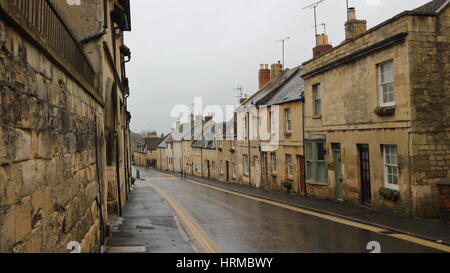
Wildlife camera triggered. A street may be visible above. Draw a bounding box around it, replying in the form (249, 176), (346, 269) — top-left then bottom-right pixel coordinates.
(111, 168), (446, 253)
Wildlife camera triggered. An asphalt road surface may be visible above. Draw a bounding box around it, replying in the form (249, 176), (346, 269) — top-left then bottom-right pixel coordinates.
(132, 168), (445, 253)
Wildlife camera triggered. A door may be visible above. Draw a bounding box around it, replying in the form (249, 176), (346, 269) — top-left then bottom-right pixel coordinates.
(226, 161), (230, 182)
(333, 144), (344, 201)
(358, 145), (372, 206)
(297, 156), (306, 195)
(207, 160), (211, 178)
(263, 153), (269, 189)
(255, 156), (261, 188)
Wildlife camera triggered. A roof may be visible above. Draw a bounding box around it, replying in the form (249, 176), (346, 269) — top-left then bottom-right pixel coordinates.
(157, 133), (172, 148)
(143, 136), (164, 151)
(237, 69), (295, 110)
(258, 67), (304, 106)
(413, 0), (448, 13)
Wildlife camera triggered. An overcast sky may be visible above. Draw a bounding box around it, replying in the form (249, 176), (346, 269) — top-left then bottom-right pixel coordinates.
(126, 0), (430, 134)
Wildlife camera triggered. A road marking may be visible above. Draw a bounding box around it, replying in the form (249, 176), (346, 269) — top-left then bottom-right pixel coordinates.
(147, 170), (450, 252)
(149, 183), (221, 253)
(144, 177), (179, 181)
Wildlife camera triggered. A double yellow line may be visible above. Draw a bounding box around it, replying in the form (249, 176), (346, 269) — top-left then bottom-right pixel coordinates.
(147, 170), (450, 253)
(150, 184), (221, 253)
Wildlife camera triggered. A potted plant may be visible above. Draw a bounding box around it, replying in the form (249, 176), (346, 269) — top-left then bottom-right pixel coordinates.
(375, 106), (396, 117)
(379, 187), (400, 202)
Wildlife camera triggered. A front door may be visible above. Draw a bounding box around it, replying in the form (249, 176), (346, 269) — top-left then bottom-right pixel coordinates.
(333, 144), (344, 201)
(263, 153), (269, 189)
(255, 156), (261, 188)
(207, 160), (211, 178)
(226, 161), (230, 182)
(358, 145), (372, 206)
(297, 156), (306, 195)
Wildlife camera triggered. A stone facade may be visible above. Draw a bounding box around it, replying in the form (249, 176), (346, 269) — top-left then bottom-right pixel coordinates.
(301, 4), (449, 218)
(0, 0), (132, 253)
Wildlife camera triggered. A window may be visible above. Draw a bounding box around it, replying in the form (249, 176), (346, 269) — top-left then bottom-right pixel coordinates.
(212, 161), (216, 169)
(285, 109), (292, 133)
(313, 84), (321, 116)
(252, 115), (258, 139)
(270, 111), (276, 134)
(305, 141), (327, 182)
(243, 155), (250, 176)
(383, 145), (399, 190)
(232, 163), (236, 178)
(220, 160), (224, 175)
(271, 153), (277, 174)
(243, 117), (248, 139)
(286, 154), (293, 177)
(378, 60), (395, 106)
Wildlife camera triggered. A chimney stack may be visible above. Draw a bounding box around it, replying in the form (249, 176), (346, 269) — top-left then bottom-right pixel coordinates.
(271, 62), (283, 79)
(345, 8), (367, 40)
(313, 34), (333, 58)
(259, 64), (271, 90)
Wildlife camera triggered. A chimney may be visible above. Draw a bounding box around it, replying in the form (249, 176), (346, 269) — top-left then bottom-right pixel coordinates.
(147, 130), (158, 137)
(345, 8), (367, 40)
(259, 64), (271, 90)
(313, 34), (333, 58)
(271, 62), (283, 79)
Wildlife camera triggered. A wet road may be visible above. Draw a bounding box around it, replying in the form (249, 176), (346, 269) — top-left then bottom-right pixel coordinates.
(138, 169), (444, 253)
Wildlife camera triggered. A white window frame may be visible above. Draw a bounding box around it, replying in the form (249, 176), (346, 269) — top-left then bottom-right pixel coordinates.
(271, 153), (277, 174)
(220, 160), (224, 175)
(232, 163), (236, 178)
(243, 116), (248, 139)
(378, 60), (395, 107)
(286, 154), (293, 177)
(285, 109), (292, 133)
(383, 145), (399, 190)
(270, 111), (276, 134)
(313, 84), (321, 116)
(243, 155), (249, 176)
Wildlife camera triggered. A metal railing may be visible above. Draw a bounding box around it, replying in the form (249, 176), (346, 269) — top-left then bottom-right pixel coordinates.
(7, 0), (96, 89)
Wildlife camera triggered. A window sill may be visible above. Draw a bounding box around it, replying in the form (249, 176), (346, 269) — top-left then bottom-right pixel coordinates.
(312, 115), (322, 119)
(306, 180), (328, 186)
(284, 132), (292, 136)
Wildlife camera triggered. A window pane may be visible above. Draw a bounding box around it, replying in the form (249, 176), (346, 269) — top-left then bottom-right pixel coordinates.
(317, 142), (325, 161)
(317, 162), (326, 181)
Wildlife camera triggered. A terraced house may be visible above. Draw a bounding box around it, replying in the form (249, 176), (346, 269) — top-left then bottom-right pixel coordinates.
(301, 0), (449, 218)
(0, 0), (133, 253)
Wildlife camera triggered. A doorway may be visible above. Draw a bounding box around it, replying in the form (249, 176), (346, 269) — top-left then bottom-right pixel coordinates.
(207, 160), (211, 178)
(333, 144), (343, 201)
(263, 153), (269, 189)
(226, 161), (230, 182)
(358, 144), (372, 206)
(255, 156), (261, 188)
(297, 155), (306, 195)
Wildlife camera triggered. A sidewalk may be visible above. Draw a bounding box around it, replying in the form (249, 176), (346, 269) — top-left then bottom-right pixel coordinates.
(107, 181), (195, 253)
(150, 167), (450, 246)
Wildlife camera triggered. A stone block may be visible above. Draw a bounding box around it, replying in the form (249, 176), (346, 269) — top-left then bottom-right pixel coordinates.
(31, 186), (52, 224)
(14, 129), (32, 162)
(0, 207), (16, 252)
(20, 160), (37, 198)
(15, 196), (32, 243)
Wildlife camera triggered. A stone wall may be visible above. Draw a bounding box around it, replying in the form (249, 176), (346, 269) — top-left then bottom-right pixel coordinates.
(0, 18), (104, 252)
(408, 8), (450, 218)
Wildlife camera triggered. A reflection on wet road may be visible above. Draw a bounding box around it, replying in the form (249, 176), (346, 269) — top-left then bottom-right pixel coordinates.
(138, 169), (444, 253)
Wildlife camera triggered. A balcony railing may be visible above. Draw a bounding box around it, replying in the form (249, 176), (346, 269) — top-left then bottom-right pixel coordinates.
(2, 0), (96, 91)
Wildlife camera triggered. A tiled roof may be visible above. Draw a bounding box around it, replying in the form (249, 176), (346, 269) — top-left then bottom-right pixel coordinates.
(143, 137), (164, 151)
(258, 67), (304, 106)
(157, 133), (172, 148)
(413, 0), (448, 13)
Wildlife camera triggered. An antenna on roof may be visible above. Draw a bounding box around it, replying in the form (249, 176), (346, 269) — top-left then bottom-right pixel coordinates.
(310, 23), (326, 35)
(303, 0), (324, 37)
(276, 37), (290, 70)
(234, 85), (244, 102)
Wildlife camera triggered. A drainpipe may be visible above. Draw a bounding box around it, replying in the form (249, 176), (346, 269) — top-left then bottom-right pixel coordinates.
(247, 111), (252, 187)
(302, 98), (308, 198)
(94, 114), (106, 246)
